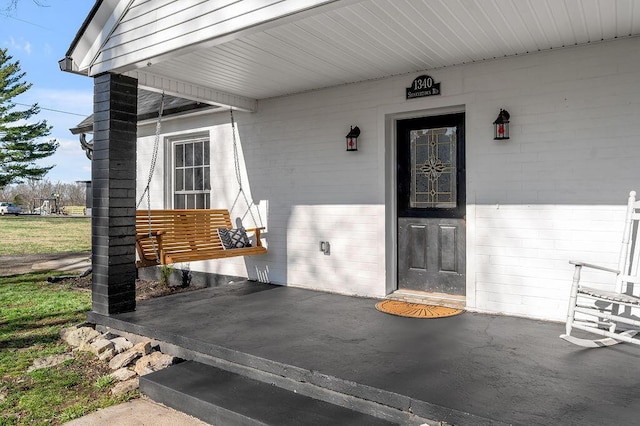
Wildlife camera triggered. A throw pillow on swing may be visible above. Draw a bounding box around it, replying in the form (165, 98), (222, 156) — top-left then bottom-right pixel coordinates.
(217, 227), (252, 249)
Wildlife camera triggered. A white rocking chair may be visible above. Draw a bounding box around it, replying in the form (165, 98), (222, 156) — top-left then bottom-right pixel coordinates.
(561, 191), (640, 348)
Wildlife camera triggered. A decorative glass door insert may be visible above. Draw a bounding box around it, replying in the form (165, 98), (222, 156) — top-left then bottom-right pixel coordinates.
(410, 127), (457, 209)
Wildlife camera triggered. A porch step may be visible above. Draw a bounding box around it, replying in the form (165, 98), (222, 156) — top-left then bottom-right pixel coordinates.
(386, 290), (465, 309)
(140, 360), (397, 426)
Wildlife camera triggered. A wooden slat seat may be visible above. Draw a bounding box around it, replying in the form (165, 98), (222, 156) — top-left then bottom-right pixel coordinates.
(135, 209), (266, 267)
(579, 286), (640, 306)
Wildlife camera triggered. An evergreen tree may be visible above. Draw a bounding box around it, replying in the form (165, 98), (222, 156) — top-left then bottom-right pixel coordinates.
(0, 47), (57, 188)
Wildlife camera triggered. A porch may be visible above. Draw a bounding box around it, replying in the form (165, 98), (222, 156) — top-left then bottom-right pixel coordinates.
(87, 280), (640, 426)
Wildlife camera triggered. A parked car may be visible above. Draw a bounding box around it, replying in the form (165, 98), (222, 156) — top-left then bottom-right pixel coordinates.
(0, 202), (21, 215)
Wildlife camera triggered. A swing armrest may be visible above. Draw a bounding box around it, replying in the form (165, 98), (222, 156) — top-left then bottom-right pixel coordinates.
(136, 230), (165, 241)
(135, 231), (167, 265)
(136, 231), (166, 254)
(245, 227), (265, 247)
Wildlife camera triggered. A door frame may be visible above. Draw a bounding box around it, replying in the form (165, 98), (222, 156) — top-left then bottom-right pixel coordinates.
(383, 105), (466, 296)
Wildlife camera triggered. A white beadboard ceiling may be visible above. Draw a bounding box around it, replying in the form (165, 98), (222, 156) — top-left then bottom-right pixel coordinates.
(117, 0), (640, 102)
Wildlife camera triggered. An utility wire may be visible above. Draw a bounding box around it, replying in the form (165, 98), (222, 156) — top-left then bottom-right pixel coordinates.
(14, 102), (87, 117)
(0, 11), (54, 31)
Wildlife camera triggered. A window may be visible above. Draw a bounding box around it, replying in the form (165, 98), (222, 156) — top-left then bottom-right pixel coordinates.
(172, 136), (210, 209)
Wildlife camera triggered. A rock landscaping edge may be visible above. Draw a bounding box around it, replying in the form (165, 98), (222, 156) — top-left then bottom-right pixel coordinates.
(48, 323), (178, 396)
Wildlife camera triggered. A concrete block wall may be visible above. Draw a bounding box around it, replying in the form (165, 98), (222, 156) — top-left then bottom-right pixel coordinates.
(463, 38), (640, 319)
(237, 79), (384, 294)
(137, 37), (640, 320)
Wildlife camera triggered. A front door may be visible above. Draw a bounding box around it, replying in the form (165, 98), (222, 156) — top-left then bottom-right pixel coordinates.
(397, 113), (465, 295)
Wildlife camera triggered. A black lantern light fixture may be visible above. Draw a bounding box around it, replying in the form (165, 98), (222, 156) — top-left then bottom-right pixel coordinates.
(346, 126), (360, 151)
(493, 109), (510, 140)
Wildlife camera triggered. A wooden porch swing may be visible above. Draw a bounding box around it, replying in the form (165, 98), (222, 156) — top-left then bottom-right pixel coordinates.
(135, 209), (266, 267)
(135, 98), (266, 268)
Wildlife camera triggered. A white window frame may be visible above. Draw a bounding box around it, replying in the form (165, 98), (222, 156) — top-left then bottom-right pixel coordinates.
(167, 133), (211, 209)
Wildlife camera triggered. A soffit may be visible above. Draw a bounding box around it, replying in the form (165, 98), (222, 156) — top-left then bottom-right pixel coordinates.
(140, 0), (640, 100)
(90, 0), (640, 102)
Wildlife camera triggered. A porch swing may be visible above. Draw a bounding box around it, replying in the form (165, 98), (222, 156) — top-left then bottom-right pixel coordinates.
(134, 97), (266, 268)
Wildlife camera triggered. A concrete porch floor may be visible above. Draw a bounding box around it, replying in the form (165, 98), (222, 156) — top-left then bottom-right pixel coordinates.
(88, 281), (640, 425)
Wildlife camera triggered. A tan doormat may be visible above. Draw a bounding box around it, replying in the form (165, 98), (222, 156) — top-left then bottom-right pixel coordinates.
(375, 300), (464, 318)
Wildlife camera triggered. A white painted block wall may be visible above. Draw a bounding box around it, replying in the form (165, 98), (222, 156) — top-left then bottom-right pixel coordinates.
(137, 37), (640, 320)
(464, 38), (640, 320)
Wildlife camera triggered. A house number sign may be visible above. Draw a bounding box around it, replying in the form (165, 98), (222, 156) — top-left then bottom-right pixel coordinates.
(406, 75), (441, 99)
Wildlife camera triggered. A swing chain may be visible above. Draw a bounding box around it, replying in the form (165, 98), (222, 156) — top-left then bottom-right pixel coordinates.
(229, 109), (260, 228)
(138, 92), (166, 263)
(230, 109), (243, 189)
(138, 92), (165, 208)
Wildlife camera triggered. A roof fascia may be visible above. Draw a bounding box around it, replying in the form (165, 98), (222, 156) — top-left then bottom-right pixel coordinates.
(65, 0), (103, 58)
(63, 0), (134, 75)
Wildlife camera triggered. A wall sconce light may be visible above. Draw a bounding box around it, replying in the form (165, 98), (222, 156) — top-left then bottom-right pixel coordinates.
(493, 109), (510, 140)
(346, 126), (360, 151)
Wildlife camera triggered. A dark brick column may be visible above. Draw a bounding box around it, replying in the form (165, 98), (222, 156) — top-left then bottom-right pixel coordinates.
(91, 73), (138, 315)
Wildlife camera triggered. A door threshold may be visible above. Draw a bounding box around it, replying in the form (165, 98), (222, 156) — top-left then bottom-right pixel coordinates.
(387, 289), (466, 310)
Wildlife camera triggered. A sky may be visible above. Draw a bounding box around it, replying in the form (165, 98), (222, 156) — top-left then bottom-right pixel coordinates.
(0, 0), (96, 184)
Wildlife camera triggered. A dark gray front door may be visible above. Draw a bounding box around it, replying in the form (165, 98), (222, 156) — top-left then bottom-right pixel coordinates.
(397, 113), (465, 295)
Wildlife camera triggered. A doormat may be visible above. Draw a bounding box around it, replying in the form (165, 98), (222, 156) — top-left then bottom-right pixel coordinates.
(375, 300), (464, 318)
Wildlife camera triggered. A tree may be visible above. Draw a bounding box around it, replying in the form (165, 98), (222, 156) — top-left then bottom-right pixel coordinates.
(0, 48), (58, 188)
(0, 179), (87, 211)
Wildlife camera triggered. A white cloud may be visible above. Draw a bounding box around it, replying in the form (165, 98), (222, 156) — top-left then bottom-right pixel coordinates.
(4, 36), (32, 54)
(4, 118), (28, 126)
(24, 88), (93, 115)
(39, 136), (92, 183)
(16, 87), (93, 146)
(56, 136), (82, 152)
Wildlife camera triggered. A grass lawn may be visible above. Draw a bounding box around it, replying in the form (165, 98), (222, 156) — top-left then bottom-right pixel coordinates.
(0, 216), (91, 256)
(0, 217), (138, 425)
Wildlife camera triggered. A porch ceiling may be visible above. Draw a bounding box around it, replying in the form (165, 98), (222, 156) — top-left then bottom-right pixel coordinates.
(79, 0), (640, 106)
